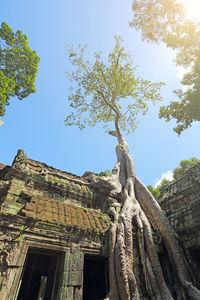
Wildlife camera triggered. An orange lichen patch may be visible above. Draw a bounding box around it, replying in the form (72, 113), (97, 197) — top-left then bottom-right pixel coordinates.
(22, 196), (110, 233)
(0, 163), (6, 170)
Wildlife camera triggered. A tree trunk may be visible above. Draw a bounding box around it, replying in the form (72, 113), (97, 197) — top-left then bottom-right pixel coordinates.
(107, 126), (200, 300)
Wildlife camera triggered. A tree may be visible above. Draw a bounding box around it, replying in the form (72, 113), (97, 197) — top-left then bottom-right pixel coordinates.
(130, 0), (200, 134)
(148, 157), (200, 199)
(0, 22), (40, 117)
(66, 37), (200, 300)
(147, 184), (161, 199)
(173, 157), (200, 180)
(147, 178), (171, 199)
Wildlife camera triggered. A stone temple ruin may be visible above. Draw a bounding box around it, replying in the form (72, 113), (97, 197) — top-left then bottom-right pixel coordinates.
(0, 150), (200, 300)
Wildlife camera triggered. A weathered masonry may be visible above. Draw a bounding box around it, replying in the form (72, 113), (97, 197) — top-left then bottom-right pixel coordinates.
(158, 163), (200, 283)
(0, 150), (200, 299)
(0, 150), (111, 300)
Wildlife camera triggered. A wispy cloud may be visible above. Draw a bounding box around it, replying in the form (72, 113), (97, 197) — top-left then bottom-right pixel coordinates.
(154, 170), (173, 188)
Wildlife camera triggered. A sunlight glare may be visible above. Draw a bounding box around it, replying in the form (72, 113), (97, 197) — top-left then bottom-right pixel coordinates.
(181, 0), (200, 21)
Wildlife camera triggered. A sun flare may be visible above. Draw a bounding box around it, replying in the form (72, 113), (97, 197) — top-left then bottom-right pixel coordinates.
(181, 0), (200, 21)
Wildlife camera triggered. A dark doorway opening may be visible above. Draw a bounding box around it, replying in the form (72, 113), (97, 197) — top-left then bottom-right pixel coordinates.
(190, 248), (200, 266)
(83, 255), (109, 300)
(189, 248), (200, 289)
(16, 248), (62, 300)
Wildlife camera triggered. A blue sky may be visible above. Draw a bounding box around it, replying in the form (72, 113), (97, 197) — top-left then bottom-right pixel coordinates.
(1, 0), (199, 186)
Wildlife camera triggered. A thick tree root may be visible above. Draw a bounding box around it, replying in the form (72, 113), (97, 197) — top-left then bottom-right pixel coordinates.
(135, 177), (200, 299)
(107, 129), (200, 300)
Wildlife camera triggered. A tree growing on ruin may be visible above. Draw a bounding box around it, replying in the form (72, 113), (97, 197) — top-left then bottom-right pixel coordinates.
(130, 0), (200, 134)
(0, 22), (40, 117)
(66, 36), (200, 300)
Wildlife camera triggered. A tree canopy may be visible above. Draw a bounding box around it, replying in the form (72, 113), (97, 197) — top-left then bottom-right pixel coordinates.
(130, 0), (200, 134)
(0, 22), (40, 117)
(66, 36), (163, 135)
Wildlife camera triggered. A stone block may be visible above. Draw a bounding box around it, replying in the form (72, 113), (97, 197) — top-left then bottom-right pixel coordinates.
(63, 249), (71, 271)
(65, 270), (83, 286)
(77, 252), (84, 271)
(59, 285), (68, 300)
(74, 286), (82, 300)
(1, 201), (23, 215)
(66, 286), (74, 300)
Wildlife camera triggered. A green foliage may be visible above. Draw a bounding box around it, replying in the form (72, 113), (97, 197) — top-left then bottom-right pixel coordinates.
(147, 157), (200, 199)
(159, 178), (171, 188)
(0, 22), (40, 116)
(173, 157), (200, 180)
(105, 170), (112, 176)
(147, 185), (161, 199)
(15, 236), (23, 243)
(99, 170), (112, 176)
(19, 225), (28, 232)
(130, 0), (185, 43)
(130, 1), (200, 134)
(147, 178), (171, 199)
(98, 214), (107, 221)
(66, 36), (164, 135)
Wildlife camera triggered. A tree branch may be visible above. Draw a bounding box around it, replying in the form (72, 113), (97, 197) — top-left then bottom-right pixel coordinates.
(96, 89), (119, 116)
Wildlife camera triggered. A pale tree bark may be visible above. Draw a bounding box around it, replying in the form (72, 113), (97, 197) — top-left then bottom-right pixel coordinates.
(106, 114), (200, 300)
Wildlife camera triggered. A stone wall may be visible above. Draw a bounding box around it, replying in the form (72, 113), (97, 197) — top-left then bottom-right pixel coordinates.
(0, 150), (111, 300)
(159, 163), (200, 249)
